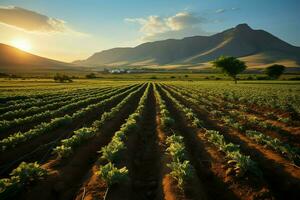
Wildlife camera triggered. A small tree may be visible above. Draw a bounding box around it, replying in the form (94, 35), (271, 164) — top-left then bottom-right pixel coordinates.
(86, 73), (97, 79)
(212, 56), (247, 84)
(265, 64), (286, 79)
(54, 73), (73, 83)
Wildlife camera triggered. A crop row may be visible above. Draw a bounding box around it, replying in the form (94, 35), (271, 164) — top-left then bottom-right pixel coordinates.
(52, 84), (147, 158)
(0, 86), (118, 116)
(172, 83), (300, 119)
(0, 85), (134, 133)
(97, 83), (150, 196)
(169, 85), (291, 134)
(154, 84), (194, 191)
(170, 84), (294, 126)
(0, 162), (47, 199)
(167, 85), (300, 165)
(2, 87), (97, 105)
(159, 84), (260, 177)
(0, 84), (141, 151)
(0, 87), (115, 120)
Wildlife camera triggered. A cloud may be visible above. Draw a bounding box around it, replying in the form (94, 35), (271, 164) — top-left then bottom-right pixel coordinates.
(126, 16), (169, 35)
(215, 7), (239, 13)
(125, 11), (208, 42)
(215, 9), (225, 13)
(0, 6), (83, 35)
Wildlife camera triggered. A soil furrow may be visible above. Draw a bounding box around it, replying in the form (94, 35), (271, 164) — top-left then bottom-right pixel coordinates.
(15, 85), (145, 200)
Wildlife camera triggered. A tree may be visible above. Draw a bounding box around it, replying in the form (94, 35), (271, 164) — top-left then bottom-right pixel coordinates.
(54, 73), (73, 83)
(86, 73), (97, 79)
(212, 56), (247, 84)
(265, 64), (286, 79)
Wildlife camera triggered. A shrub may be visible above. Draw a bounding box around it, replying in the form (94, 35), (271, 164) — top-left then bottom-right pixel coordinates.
(54, 74), (73, 83)
(86, 73), (97, 79)
(149, 76), (157, 79)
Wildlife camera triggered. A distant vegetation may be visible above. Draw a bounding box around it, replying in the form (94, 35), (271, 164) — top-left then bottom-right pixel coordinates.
(53, 74), (73, 83)
(86, 73), (97, 79)
(265, 64), (286, 79)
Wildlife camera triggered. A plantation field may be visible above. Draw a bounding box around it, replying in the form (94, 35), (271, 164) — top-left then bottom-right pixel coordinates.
(0, 79), (300, 200)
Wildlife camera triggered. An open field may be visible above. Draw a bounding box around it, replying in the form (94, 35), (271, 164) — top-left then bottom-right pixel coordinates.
(0, 79), (300, 200)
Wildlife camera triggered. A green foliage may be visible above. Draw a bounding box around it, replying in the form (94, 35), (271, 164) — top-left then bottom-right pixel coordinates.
(52, 84), (143, 158)
(205, 130), (261, 177)
(166, 135), (184, 145)
(0, 86), (139, 152)
(53, 127), (96, 158)
(52, 145), (73, 158)
(86, 73), (97, 79)
(54, 73), (73, 83)
(167, 160), (193, 190)
(97, 163), (128, 186)
(0, 162), (47, 198)
(10, 162), (47, 183)
(166, 135), (187, 162)
(100, 136), (126, 162)
(165, 134), (194, 190)
(265, 64), (286, 79)
(154, 84), (175, 129)
(0, 115), (72, 151)
(154, 84), (195, 190)
(246, 130), (300, 164)
(212, 56), (247, 83)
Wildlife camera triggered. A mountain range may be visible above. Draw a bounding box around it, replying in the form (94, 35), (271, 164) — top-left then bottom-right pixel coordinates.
(0, 23), (299, 74)
(74, 23), (300, 70)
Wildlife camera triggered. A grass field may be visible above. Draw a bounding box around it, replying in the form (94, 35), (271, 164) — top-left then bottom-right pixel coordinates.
(0, 78), (299, 200)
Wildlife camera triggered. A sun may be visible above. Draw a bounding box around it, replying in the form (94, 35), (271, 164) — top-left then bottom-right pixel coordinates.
(11, 39), (32, 52)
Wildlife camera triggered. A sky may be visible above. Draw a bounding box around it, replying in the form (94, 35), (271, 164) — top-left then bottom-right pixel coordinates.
(0, 0), (299, 62)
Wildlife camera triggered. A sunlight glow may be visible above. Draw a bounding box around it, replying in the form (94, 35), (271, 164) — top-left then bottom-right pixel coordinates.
(11, 39), (32, 52)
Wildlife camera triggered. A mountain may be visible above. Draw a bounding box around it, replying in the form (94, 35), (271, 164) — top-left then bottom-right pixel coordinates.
(74, 24), (300, 69)
(0, 43), (80, 74)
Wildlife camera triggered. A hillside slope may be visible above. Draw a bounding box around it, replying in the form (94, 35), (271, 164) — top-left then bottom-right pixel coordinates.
(0, 43), (79, 73)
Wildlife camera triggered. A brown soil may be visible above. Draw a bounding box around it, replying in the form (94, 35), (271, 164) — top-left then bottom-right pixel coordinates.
(1, 86), (134, 137)
(158, 86), (211, 200)
(15, 86), (144, 200)
(0, 87), (111, 121)
(129, 85), (162, 200)
(73, 87), (151, 200)
(0, 87), (137, 177)
(155, 96), (182, 200)
(163, 85), (300, 199)
(168, 85), (300, 146)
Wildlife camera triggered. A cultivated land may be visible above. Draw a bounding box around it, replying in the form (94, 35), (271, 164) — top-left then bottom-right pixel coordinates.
(0, 78), (300, 200)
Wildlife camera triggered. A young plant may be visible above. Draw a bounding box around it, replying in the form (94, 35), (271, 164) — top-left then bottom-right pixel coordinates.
(0, 162), (47, 198)
(97, 162), (128, 186)
(167, 160), (193, 190)
(165, 135), (194, 190)
(10, 162), (47, 184)
(205, 130), (261, 177)
(246, 130), (300, 164)
(100, 136), (126, 162)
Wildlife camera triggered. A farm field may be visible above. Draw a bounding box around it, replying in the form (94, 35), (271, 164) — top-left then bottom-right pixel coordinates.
(0, 79), (300, 200)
